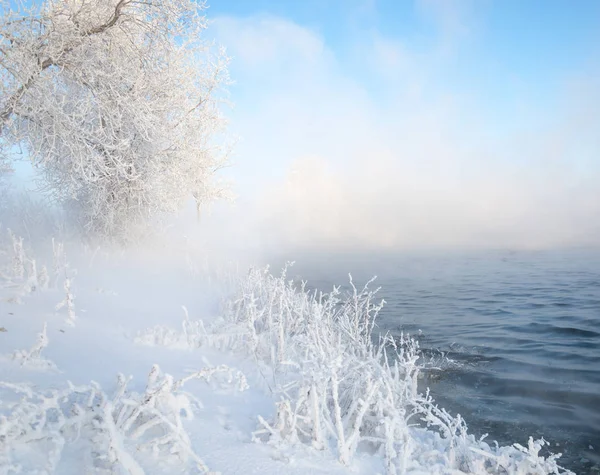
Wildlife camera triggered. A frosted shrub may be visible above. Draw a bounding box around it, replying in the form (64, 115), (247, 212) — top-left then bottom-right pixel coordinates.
(23, 258), (38, 293)
(0, 381), (67, 474)
(135, 306), (208, 350)
(51, 238), (70, 288)
(0, 364), (247, 474)
(9, 230), (24, 280)
(55, 278), (76, 326)
(0, 230), (53, 302)
(0, 229), (27, 283)
(38, 264), (49, 290)
(217, 265), (573, 475)
(132, 262), (573, 474)
(11, 322), (57, 371)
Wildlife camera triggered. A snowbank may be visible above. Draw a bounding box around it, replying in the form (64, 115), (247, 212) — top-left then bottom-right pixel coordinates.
(0, 231), (574, 474)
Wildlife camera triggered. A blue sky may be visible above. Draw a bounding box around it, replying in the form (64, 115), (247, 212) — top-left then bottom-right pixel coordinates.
(209, 0), (600, 129)
(5, 0), (600, 250)
(202, 0), (600, 250)
(207, 0), (600, 159)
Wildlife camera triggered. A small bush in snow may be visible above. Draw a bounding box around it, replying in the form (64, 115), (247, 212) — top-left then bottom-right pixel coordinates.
(55, 278), (76, 326)
(9, 230), (24, 280)
(10, 322), (57, 371)
(0, 364), (247, 474)
(135, 306), (208, 350)
(131, 262), (575, 474)
(0, 230), (52, 302)
(213, 265), (573, 475)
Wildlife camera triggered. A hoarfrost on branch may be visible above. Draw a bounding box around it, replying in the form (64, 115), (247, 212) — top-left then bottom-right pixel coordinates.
(0, 0), (231, 240)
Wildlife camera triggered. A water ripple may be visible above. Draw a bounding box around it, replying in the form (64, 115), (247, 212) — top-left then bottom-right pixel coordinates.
(287, 249), (600, 474)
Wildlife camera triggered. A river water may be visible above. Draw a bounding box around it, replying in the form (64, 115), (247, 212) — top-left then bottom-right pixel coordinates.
(279, 249), (600, 473)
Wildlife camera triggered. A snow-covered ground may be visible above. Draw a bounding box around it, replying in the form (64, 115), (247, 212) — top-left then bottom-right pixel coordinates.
(0, 228), (575, 474)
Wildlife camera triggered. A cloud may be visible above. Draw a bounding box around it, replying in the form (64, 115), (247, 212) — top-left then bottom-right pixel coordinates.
(208, 10), (600, 254)
(415, 0), (481, 39)
(215, 16), (326, 70)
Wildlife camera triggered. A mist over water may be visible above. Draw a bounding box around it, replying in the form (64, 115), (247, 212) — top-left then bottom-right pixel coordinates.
(274, 248), (600, 473)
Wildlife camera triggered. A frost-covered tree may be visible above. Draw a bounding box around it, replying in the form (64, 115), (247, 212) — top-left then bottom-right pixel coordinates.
(0, 0), (231, 240)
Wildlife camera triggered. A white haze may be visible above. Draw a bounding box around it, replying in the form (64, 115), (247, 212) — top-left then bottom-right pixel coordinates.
(3, 11), (599, 256)
(204, 14), (600, 254)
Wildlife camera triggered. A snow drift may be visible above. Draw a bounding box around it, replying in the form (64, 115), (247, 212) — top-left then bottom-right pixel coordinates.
(0, 230), (575, 474)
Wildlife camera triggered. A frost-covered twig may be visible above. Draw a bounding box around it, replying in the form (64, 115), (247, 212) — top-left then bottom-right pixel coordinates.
(219, 264), (574, 475)
(130, 261), (574, 474)
(10, 322), (58, 371)
(55, 278), (76, 326)
(0, 231), (52, 302)
(135, 306), (208, 349)
(51, 238), (71, 288)
(9, 229), (24, 280)
(0, 0), (232, 241)
(0, 363), (247, 474)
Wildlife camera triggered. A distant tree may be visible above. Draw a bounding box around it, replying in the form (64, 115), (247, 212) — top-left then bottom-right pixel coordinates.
(0, 0), (231, 240)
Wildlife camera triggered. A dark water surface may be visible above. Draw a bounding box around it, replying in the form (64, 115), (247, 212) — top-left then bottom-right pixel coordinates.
(278, 249), (600, 473)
